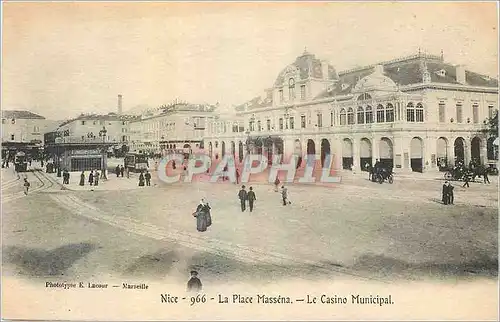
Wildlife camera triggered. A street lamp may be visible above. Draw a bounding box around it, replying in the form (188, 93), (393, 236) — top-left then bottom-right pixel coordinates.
(99, 126), (108, 180)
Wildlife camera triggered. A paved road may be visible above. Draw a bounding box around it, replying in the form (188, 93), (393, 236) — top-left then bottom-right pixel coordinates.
(2, 168), (498, 285)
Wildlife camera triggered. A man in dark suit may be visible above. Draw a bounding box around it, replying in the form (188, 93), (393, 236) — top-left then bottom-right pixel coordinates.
(247, 187), (256, 212)
(238, 185), (248, 212)
(187, 270), (202, 292)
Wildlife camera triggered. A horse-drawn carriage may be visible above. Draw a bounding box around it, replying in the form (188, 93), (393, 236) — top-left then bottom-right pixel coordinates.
(444, 164), (493, 181)
(370, 166), (394, 184)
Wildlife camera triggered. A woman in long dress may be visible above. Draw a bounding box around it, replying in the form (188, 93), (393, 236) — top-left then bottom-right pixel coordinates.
(79, 171), (85, 186)
(194, 200), (207, 232)
(202, 199), (212, 227)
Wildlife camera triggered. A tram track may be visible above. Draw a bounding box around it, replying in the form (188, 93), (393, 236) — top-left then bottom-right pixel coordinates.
(2, 170), (55, 204)
(51, 193), (388, 284)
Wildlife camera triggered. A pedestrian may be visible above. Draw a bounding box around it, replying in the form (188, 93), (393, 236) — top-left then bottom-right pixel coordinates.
(126, 167), (130, 179)
(186, 270), (202, 293)
(115, 165), (120, 177)
(442, 181), (449, 205)
(89, 170), (94, 186)
(202, 198), (212, 227)
(281, 185), (291, 206)
(483, 169), (490, 184)
(274, 176), (280, 192)
(94, 171), (99, 186)
(79, 171), (85, 186)
(447, 181), (454, 205)
(120, 165), (125, 177)
(172, 160), (176, 170)
(194, 200), (208, 232)
(138, 171), (145, 186)
(235, 168), (240, 184)
(462, 171), (470, 188)
(23, 178), (30, 195)
(247, 186), (256, 212)
(145, 170), (151, 186)
(238, 185), (248, 212)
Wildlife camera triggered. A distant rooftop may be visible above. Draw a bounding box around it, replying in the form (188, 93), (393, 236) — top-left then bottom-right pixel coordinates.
(1, 110), (46, 120)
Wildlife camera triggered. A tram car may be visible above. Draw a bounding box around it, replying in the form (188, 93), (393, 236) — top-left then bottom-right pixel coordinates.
(14, 151), (28, 172)
(124, 152), (148, 172)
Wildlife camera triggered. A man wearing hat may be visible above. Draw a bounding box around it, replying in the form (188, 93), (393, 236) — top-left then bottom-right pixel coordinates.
(238, 185), (248, 212)
(187, 270), (202, 292)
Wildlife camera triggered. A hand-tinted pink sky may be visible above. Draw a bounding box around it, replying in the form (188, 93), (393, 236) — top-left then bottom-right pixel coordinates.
(2, 2), (498, 119)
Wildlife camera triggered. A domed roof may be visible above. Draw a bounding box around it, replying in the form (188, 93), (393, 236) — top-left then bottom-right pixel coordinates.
(274, 50), (339, 86)
(353, 65), (398, 93)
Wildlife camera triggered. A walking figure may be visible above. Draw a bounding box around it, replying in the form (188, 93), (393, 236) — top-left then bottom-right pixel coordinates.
(144, 171), (151, 186)
(120, 165), (125, 177)
(115, 165), (120, 177)
(202, 198), (212, 227)
(447, 181), (454, 205)
(23, 178), (30, 195)
(94, 171), (99, 186)
(281, 186), (291, 206)
(79, 171), (85, 186)
(238, 185), (248, 212)
(247, 187), (256, 212)
(442, 181), (449, 205)
(138, 171), (145, 186)
(194, 200), (208, 232)
(235, 169), (240, 184)
(186, 270), (202, 293)
(88, 170), (94, 186)
(462, 171), (470, 188)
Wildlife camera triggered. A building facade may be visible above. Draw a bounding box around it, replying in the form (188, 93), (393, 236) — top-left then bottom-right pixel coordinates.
(129, 101), (218, 155)
(203, 50), (499, 172)
(1, 110), (58, 158)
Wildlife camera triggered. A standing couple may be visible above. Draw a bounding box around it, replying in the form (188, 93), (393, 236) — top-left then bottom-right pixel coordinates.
(193, 199), (212, 232)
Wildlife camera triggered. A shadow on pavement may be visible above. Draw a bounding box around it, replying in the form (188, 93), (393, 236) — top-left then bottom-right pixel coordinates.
(124, 250), (180, 277)
(350, 253), (498, 279)
(3, 242), (96, 277)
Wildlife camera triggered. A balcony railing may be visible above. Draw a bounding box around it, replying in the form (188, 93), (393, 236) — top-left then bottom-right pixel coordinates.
(53, 136), (110, 144)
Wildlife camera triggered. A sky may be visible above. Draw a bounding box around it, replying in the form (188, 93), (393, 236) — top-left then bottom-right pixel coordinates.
(2, 2), (498, 120)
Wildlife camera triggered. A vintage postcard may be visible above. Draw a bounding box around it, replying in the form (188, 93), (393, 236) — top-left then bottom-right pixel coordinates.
(1, 1), (499, 321)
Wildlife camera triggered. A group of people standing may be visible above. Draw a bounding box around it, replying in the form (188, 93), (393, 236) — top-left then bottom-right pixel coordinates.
(115, 165), (129, 178)
(237, 185), (257, 212)
(138, 170), (152, 187)
(193, 199), (212, 232)
(79, 170), (100, 186)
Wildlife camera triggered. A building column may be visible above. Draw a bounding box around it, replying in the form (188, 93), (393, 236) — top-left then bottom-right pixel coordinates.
(480, 137), (488, 165)
(464, 137), (472, 165)
(332, 137), (342, 171)
(393, 135), (406, 172)
(352, 137), (360, 169)
(371, 136), (379, 165)
(424, 136), (437, 172)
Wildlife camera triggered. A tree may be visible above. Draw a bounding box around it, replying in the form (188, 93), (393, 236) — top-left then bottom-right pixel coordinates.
(482, 112), (498, 138)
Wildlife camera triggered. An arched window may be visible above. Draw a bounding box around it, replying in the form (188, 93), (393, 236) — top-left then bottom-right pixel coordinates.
(347, 108), (355, 125)
(386, 103), (394, 122)
(289, 78), (295, 99)
(357, 107), (365, 124)
(406, 102), (415, 122)
(472, 104), (479, 123)
(376, 104), (385, 123)
(365, 106), (373, 123)
(357, 93), (372, 101)
(340, 108), (347, 125)
(215, 141), (219, 148)
(415, 103), (424, 122)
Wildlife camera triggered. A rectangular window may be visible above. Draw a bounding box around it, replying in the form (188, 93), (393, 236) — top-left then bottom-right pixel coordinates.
(472, 104), (479, 124)
(279, 90), (284, 102)
(317, 113), (322, 127)
(289, 117), (295, 129)
(438, 102), (446, 123)
(257, 120), (261, 131)
(488, 105), (494, 119)
(300, 85), (306, 100)
(289, 86), (295, 100)
(301, 115), (306, 128)
(456, 103), (463, 123)
(330, 112), (334, 126)
(266, 119), (271, 131)
(279, 118), (284, 130)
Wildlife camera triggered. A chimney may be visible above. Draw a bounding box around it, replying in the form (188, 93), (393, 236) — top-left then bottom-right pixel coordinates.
(456, 65), (466, 84)
(117, 94), (123, 114)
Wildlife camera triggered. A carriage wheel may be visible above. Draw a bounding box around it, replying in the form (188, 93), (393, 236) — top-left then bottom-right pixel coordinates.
(444, 172), (452, 180)
(388, 175), (394, 184)
(377, 175), (384, 184)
